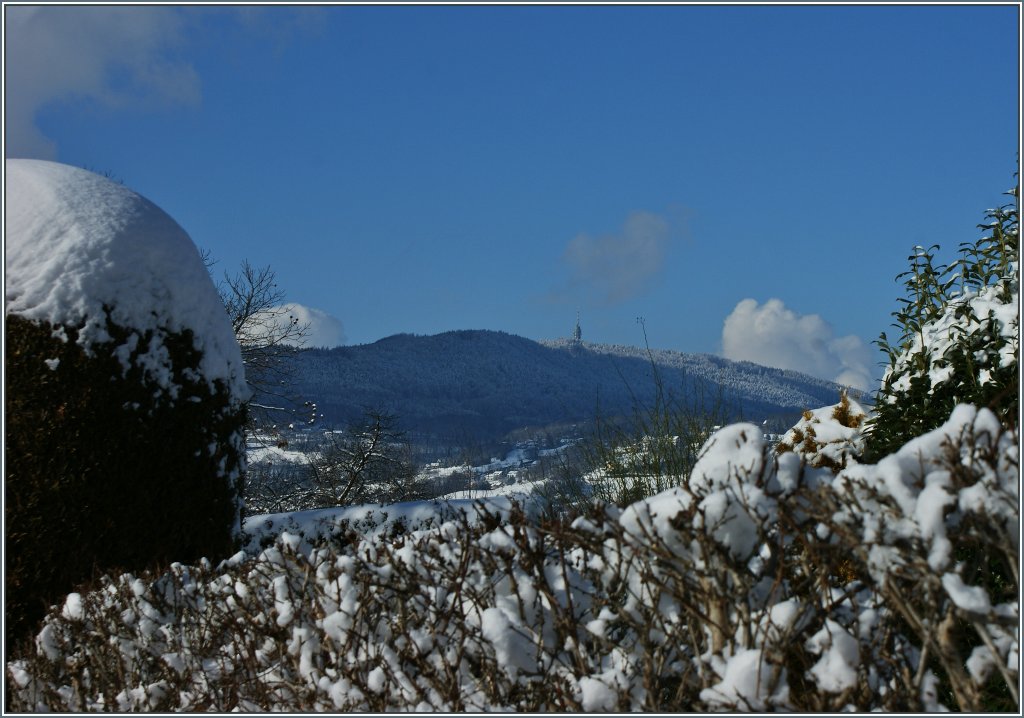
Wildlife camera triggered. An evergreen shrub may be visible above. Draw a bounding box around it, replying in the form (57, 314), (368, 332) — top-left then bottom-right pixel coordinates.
(866, 184), (1019, 458)
(5, 311), (246, 649)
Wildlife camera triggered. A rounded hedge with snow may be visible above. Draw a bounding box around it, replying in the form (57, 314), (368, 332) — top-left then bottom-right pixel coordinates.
(5, 159), (248, 404)
(4, 159), (250, 649)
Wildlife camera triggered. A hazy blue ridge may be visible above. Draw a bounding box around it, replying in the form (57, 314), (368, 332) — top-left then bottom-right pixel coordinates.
(272, 330), (852, 440)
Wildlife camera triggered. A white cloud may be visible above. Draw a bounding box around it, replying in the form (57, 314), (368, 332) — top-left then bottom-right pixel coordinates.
(4, 6), (199, 159)
(4, 7), (327, 159)
(563, 210), (670, 304)
(721, 298), (874, 391)
(267, 303), (346, 348)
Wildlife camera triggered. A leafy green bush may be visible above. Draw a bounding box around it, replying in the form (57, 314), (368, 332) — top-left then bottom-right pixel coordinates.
(866, 184), (1019, 458)
(4, 312), (246, 650)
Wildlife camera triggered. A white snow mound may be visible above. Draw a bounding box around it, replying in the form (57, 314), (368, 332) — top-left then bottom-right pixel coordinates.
(5, 159), (248, 403)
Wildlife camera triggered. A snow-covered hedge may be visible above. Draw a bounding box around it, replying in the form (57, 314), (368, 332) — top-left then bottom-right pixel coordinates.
(4, 160), (249, 647)
(7, 401), (1017, 711)
(238, 495), (547, 554)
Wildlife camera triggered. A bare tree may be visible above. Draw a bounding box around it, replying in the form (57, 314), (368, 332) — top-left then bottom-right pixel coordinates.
(220, 261), (308, 392)
(308, 409), (425, 507)
(203, 254), (312, 426)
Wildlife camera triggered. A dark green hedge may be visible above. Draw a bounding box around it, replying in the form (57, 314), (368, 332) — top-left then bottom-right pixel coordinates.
(5, 312), (246, 650)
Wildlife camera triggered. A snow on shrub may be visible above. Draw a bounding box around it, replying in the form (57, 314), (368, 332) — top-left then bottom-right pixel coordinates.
(868, 192), (1018, 458)
(8, 398), (1017, 711)
(239, 495), (547, 554)
(823, 404), (1019, 709)
(5, 160), (248, 400)
(4, 160), (249, 648)
(776, 390), (867, 470)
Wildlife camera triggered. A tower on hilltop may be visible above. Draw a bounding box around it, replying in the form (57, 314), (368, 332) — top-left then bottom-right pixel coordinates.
(572, 311), (582, 348)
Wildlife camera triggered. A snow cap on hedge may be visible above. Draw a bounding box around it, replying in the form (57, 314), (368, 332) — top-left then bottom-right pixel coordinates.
(4, 159), (248, 404)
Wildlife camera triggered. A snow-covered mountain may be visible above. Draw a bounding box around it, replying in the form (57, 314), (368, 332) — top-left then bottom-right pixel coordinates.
(274, 330), (858, 439)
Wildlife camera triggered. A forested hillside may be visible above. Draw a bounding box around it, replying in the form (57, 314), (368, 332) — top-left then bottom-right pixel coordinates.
(280, 330), (851, 438)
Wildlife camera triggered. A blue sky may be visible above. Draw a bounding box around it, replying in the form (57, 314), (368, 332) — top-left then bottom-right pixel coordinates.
(4, 3), (1020, 390)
